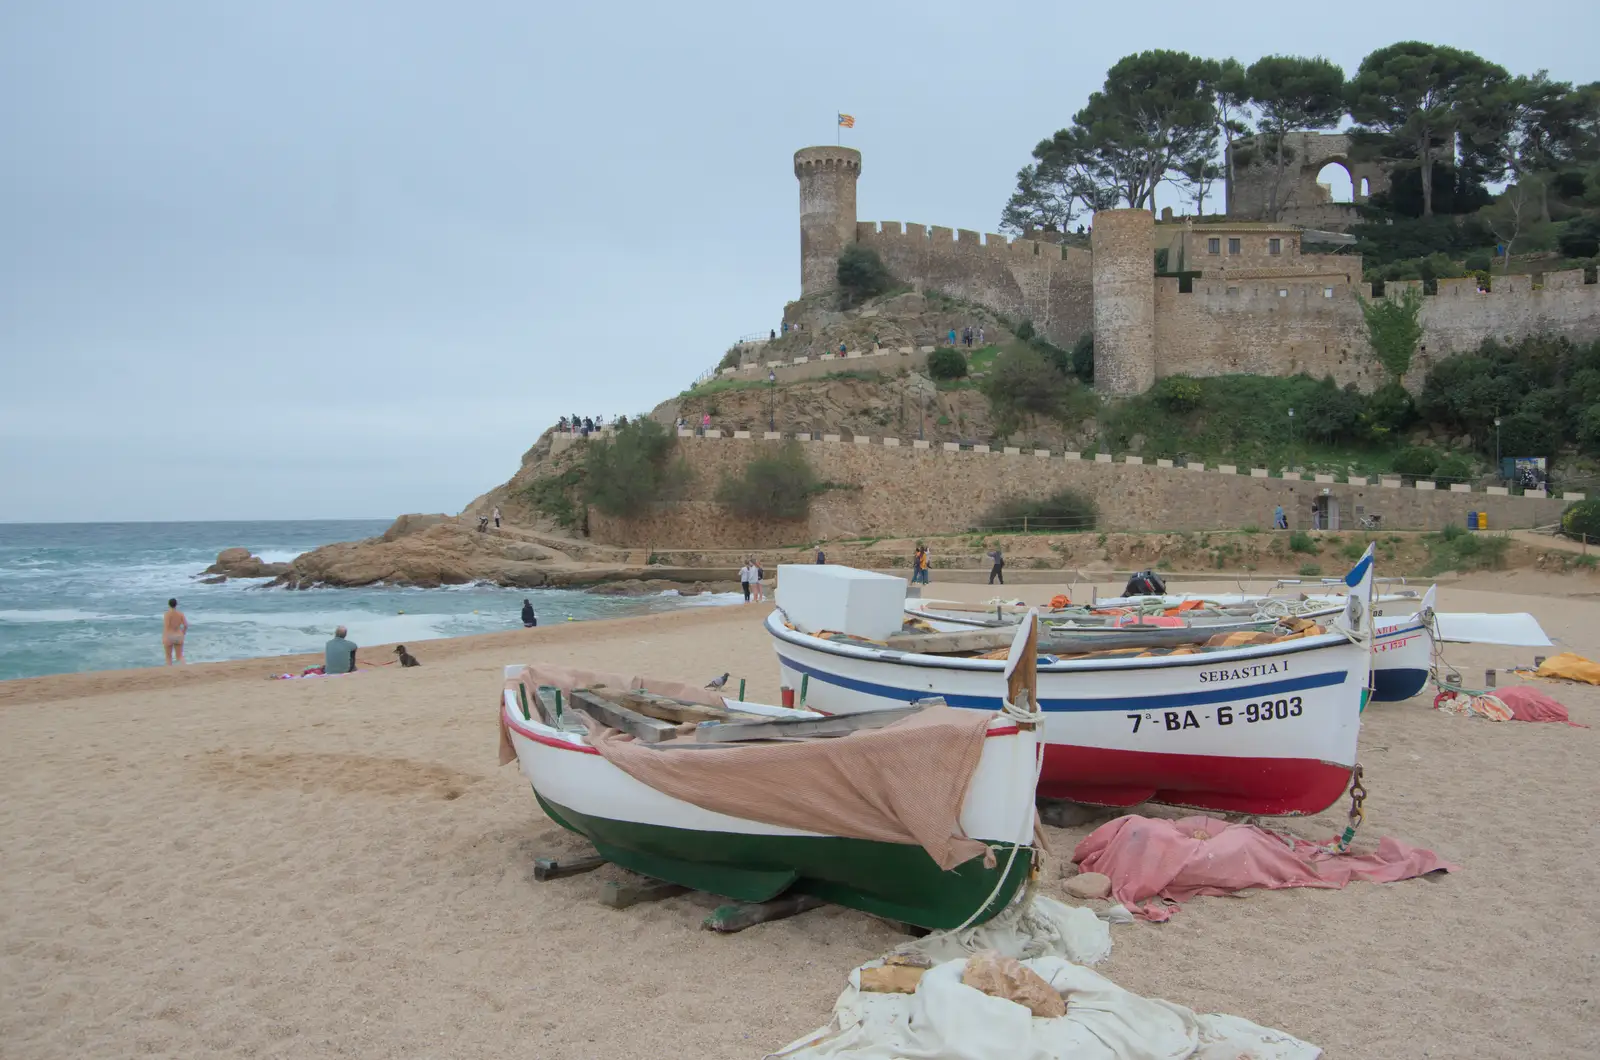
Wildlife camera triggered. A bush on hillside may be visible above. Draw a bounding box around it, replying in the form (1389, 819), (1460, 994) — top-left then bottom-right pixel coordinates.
(582, 419), (691, 518)
(927, 347), (968, 381)
(1153, 375), (1203, 413)
(1391, 446), (1440, 479)
(1431, 454), (1472, 483)
(1362, 381), (1416, 437)
(1014, 319), (1036, 341)
(1497, 410), (1563, 459)
(1561, 499), (1600, 542)
(1464, 251), (1493, 272)
(976, 490), (1097, 533)
(1559, 216), (1600, 258)
(982, 345), (1069, 418)
(1288, 531), (1318, 555)
(836, 245), (894, 306)
(1070, 332), (1094, 383)
(716, 443), (819, 520)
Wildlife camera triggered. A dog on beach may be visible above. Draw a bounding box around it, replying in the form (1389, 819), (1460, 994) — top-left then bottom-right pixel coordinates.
(393, 645), (421, 668)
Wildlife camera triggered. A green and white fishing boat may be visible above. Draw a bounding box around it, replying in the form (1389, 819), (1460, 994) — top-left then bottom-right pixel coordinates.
(498, 622), (1046, 930)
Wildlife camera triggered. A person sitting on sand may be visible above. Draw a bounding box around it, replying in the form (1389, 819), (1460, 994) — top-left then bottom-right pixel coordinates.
(521, 599), (537, 628)
(162, 598), (188, 665)
(324, 626), (358, 675)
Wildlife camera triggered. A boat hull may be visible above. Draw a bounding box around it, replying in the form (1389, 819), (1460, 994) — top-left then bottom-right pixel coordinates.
(770, 612), (1368, 816)
(503, 699), (1037, 929)
(1370, 619), (1431, 702)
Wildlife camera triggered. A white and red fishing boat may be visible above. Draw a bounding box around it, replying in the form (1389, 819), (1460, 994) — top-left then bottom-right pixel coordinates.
(909, 586), (1438, 704)
(768, 548), (1378, 816)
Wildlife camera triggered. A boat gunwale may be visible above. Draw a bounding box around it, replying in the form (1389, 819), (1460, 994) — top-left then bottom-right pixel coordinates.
(767, 610), (1364, 674)
(500, 695), (1024, 750)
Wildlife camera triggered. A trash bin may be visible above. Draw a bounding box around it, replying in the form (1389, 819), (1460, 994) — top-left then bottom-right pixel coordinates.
(1467, 511), (1479, 531)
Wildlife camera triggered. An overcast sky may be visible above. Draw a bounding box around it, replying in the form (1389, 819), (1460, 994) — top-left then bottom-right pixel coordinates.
(2, 1), (1594, 522)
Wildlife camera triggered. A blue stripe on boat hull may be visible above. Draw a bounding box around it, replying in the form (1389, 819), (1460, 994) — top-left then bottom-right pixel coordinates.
(1370, 667), (1430, 703)
(775, 653), (1348, 713)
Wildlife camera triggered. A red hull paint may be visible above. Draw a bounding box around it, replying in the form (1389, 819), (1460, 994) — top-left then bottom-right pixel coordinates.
(1038, 744), (1352, 816)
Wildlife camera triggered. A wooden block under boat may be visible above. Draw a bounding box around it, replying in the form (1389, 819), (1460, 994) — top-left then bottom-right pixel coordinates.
(569, 689), (680, 744)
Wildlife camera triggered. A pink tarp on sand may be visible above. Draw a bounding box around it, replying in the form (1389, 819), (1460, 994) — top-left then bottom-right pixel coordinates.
(1073, 814), (1456, 922)
(1493, 686), (1587, 726)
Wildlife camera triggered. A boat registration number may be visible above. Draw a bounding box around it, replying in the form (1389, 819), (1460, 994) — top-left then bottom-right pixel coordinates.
(1126, 696), (1303, 733)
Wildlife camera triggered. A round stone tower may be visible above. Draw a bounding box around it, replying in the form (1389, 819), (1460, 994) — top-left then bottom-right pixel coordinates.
(794, 146), (862, 297)
(1091, 208), (1156, 395)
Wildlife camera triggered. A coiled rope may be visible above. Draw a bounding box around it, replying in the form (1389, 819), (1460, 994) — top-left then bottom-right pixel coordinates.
(948, 689), (1047, 936)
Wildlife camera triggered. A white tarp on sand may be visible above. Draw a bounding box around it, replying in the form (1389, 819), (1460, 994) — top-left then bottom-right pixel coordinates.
(767, 956), (1321, 1060)
(1434, 612), (1553, 647)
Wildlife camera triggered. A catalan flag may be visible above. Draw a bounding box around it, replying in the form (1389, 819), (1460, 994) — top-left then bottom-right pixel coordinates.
(837, 113), (855, 128)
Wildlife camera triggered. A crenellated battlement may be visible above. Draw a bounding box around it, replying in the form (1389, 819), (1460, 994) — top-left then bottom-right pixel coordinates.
(792, 145), (1600, 395)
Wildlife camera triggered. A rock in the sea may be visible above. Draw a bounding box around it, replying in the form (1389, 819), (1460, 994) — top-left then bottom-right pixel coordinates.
(1064, 871), (1112, 900)
(203, 549), (291, 580)
(587, 579), (654, 596)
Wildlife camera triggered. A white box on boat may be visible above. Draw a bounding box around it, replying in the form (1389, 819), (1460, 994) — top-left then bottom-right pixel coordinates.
(777, 565), (906, 641)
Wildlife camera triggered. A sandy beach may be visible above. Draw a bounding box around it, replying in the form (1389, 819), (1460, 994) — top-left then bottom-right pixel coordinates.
(2, 575), (1597, 1058)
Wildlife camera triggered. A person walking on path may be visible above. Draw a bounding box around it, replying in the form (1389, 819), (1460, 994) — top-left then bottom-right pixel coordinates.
(739, 559), (754, 603)
(521, 599), (537, 628)
(947, 328), (957, 347)
(988, 546), (1005, 585)
(492, 505), (502, 529)
(977, 326), (985, 345)
(815, 547), (826, 564)
(701, 412), (712, 436)
(324, 625), (358, 675)
(1274, 504), (1287, 530)
(162, 598), (188, 665)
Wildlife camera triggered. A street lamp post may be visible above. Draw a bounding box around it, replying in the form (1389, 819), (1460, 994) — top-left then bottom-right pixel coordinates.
(1287, 407), (1295, 470)
(1494, 415), (1502, 483)
(768, 371), (776, 432)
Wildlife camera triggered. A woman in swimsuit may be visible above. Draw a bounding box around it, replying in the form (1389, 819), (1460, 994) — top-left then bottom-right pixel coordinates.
(162, 598), (188, 665)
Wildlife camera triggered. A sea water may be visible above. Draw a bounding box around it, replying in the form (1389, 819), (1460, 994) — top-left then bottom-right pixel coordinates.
(0, 521), (738, 681)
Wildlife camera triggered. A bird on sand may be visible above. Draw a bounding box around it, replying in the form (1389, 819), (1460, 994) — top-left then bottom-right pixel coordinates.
(705, 673), (730, 691)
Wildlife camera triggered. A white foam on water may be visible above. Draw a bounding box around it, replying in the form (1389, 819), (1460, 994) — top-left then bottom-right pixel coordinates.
(0, 608), (134, 623)
(676, 592), (746, 608)
(253, 550), (304, 564)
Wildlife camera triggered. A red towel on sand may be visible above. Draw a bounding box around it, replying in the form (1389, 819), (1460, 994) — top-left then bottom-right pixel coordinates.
(1073, 814), (1456, 922)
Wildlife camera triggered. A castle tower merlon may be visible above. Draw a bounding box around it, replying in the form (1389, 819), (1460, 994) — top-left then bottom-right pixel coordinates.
(794, 146), (862, 297)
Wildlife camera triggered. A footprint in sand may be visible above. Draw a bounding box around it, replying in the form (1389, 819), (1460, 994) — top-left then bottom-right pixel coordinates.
(200, 751), (481, 800)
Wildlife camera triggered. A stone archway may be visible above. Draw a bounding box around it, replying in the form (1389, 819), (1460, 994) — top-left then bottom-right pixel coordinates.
(1314, 161), (1355, 204)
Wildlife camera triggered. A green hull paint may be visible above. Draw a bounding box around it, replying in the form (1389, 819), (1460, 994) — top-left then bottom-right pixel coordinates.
(534, 789), (1033, 930)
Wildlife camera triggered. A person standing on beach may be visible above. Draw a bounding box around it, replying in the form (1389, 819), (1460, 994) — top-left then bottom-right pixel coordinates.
(492, 505), (502, 529)
(752, 559), (765, 602)
(988, 546), (1005, 585)
(738, 560), (754, 602)
(324, 626), (358, 674)
(521, 599), (537, 628)
(161, 598), (188, 665)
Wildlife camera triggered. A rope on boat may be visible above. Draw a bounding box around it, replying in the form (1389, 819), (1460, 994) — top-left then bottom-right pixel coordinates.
(947, 690), (1048, 936)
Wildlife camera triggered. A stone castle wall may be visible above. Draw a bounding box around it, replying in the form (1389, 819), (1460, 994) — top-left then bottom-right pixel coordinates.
(852, 223), (1093, 347)
(793, 144), (1600, 397)
(586, 434), (1573, 549)
(1155, 269), (1600, 389)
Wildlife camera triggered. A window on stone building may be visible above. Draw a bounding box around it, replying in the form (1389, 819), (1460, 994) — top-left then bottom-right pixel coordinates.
(1228, 238), (1240, 255)
(1324, 287), (1334, 298)
(1278, 288), (1288, 297)
(1207, 237), (1220, 254)
(1226, 286), (1239, 296)
(1268, 238), (1281, 256)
